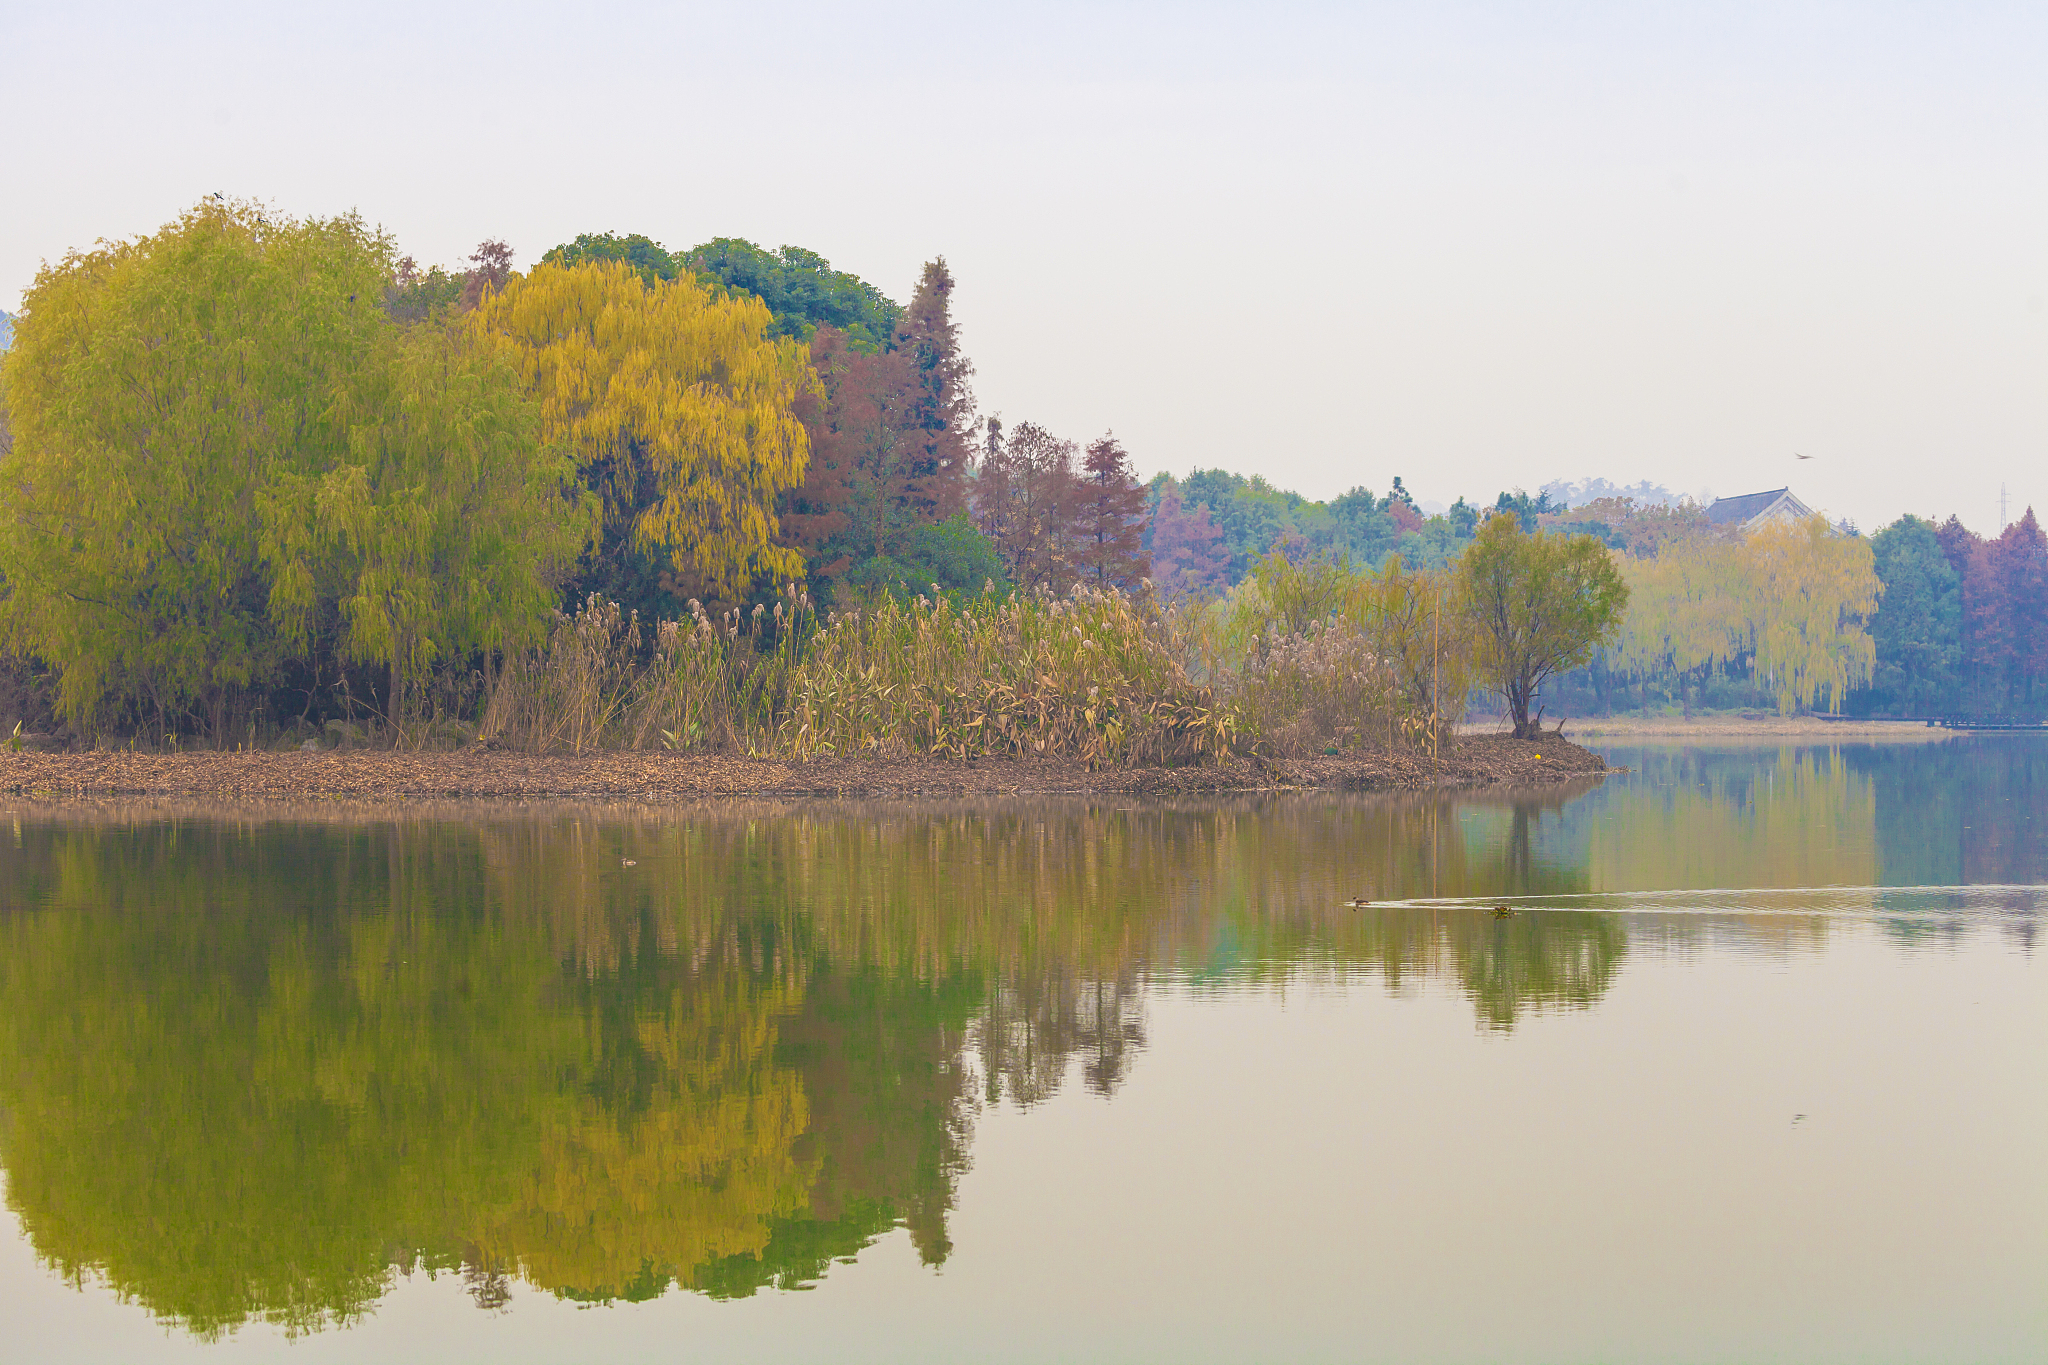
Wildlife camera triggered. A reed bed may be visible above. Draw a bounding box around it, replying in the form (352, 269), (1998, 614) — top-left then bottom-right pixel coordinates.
(782, 585), (1234, 766)
(476, 565), (1451, 766)
(479, 587), (813, 755)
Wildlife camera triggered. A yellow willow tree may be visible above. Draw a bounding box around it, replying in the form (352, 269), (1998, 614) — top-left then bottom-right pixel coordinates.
(1744, 515), (1879, 714)
(1609, 538), (1750, 716)
(0, 202), (387, 735)
(471, 261), (817, 603)
(0, 201), (590, 738)
(268, 322), (596, 729)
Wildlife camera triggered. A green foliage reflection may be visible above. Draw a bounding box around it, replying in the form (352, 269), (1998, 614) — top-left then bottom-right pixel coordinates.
(0, 798), (1635, 1335)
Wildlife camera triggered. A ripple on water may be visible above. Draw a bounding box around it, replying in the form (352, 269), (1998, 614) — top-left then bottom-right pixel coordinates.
(1369, 883), (2048, 920)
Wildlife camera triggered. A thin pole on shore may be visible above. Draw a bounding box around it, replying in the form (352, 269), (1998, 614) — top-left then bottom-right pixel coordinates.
(1431, 585), (1441, 785)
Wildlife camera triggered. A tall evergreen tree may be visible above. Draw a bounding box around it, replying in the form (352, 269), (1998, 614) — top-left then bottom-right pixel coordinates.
(892, 260), (974, 522)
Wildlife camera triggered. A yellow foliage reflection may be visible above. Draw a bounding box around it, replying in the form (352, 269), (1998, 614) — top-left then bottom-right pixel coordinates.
(0, 792), (1673, 1335)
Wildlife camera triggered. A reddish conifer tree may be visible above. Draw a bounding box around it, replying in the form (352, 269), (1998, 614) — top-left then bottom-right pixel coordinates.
(779, 326), (858, 575)
(893, 259), (974, 521)
(1934, 514), (1980, 582)
(971, 416), (1015, 561)
(1071, 433), (1151, 590)
(1149, 485), (1230, 598)
(1984, 508), (2048, 706)
(973, 420), (1076, 592)
(458, 239), (515, 310)
(782, 325), (935, 576)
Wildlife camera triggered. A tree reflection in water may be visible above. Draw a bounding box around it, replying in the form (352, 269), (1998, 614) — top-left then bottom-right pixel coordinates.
(0, 795), (1632, 1336)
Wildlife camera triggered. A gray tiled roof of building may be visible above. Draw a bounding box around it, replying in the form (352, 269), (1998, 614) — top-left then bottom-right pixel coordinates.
(1706, 488), (1792, 526)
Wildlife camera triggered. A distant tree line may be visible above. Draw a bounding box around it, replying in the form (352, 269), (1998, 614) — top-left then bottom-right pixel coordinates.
(1854, 511), (2048, 716)
(1534, 497), (2045, 721)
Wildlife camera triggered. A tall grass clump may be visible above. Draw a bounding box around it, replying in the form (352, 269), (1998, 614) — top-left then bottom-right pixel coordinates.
(475, 554), (1454, 764)
(1235, 616), (1404, 755)
(781, 584), (1239, 766)
(1223, 552), (1467, 751)
(480, 585), (816, 754)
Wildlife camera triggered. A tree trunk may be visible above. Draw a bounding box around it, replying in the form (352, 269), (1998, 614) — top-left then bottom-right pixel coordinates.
(390, 657), (404, 743)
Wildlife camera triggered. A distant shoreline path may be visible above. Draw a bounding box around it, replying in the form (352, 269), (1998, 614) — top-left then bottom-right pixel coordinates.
(1536, 716), (1958, 740)
(0, 735), (1604, 802)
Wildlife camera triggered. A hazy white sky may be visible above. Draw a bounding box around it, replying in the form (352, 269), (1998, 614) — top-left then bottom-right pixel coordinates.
(4, 1), (2042, 533)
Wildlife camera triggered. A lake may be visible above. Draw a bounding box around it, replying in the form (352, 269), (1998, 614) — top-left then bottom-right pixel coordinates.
(1, 737), (2042, 1363)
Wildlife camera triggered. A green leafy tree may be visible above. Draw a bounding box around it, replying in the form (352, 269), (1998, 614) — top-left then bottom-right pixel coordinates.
(1493, 487), (1562, 533)
(0, 203), (587, 736)
(284, 322), (594, 724)
(685, 239), (902, 354)
(541, 232), (684, 287)
(0, 202), (386, 735)
(1458, 513), (1630, 737)
(843, 514), (1009, 599)
(1326, 486), (1401, 562)
(1866, 515), (1961, 713)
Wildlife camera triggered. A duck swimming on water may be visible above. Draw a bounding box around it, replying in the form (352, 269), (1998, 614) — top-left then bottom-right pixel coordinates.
(1343, 897), (1373, 909)
(1492, 905), (1517, 918)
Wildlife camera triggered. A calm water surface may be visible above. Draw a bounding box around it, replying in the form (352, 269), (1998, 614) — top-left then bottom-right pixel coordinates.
(1, 737), (2042, 1363)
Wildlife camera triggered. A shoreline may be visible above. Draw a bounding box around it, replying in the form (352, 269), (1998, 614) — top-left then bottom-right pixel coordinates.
(1477, 716), (1962, 741)
(0, 734), (1603, 803)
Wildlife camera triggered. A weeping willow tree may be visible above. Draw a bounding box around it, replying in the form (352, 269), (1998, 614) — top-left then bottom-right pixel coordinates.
(1744, 515), (1879, 713)
(471, 259), (818, 606)
(280, 321), (593, 726)
(1609, 538), (1750, 717)
(0, 201), (588, 737)
(1607, 514), (1878, 715)
(0, 203), (383, 734)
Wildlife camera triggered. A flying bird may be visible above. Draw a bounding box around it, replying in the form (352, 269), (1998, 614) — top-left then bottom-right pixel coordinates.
(1795, 453), (1813, 460)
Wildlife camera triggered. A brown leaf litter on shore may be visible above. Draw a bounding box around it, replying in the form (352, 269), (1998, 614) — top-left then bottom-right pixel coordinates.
(0, 734), (1603, 803)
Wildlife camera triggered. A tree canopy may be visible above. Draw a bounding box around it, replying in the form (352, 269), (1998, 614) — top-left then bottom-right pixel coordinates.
(686, 238), (904, 353)
(1743, 516), (1879, 714)
(471, 258), (815, 605)
(1864, 516), (1961, 713)
(1458, 514), (1630, 737)
(0, 202), (583, 735)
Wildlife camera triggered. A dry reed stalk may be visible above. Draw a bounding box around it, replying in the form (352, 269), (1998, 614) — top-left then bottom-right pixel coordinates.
(477, 571), (1438, 764)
